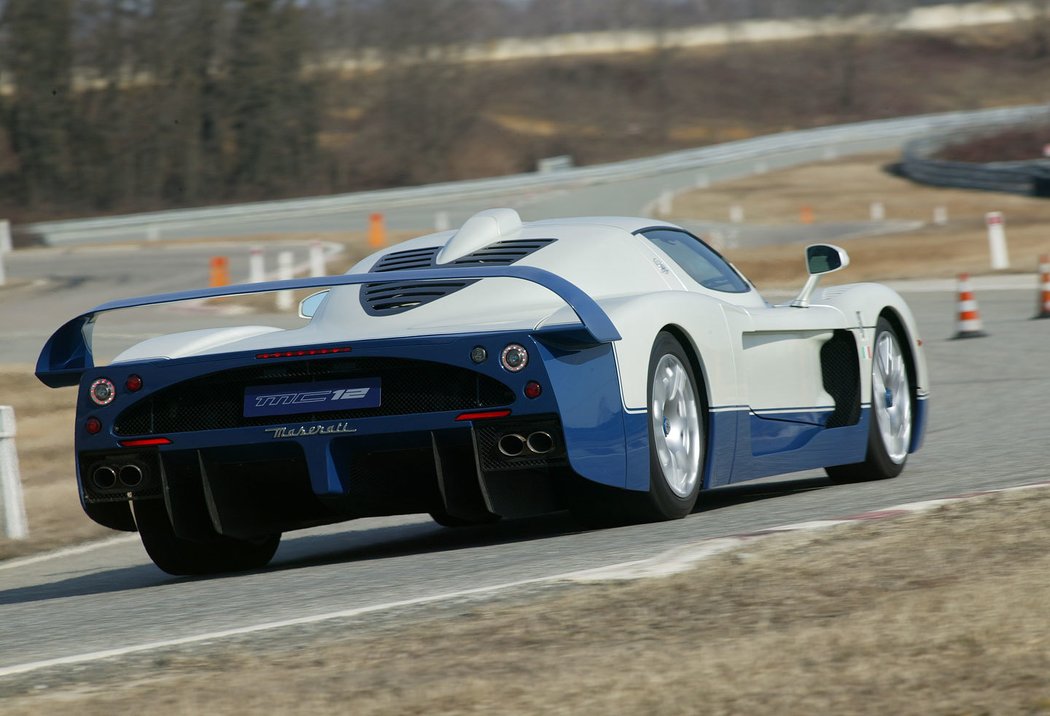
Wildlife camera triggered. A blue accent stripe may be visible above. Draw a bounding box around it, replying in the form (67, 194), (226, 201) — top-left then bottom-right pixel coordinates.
(37, 267), (621, 387)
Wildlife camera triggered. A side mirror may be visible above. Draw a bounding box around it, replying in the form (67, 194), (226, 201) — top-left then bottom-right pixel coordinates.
(298, 290), (329, 319)
(791, 244), (849, 308)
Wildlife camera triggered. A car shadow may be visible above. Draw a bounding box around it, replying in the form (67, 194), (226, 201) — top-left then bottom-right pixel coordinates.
(0, 475), (832, 606)
(693, 474), (831, 513)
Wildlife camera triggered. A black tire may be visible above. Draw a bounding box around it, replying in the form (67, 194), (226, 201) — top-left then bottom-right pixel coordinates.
(628, 332), (705, 521)
(826, 317), (914, 484)
(134, 499), (280, 576)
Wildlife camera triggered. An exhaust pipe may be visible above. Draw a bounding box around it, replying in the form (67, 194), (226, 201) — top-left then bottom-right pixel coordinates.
(92, 466), (117, 490)
(497, 433), (526, 457)
(118, 464), (144, 487)
(526, 431), (554, 455)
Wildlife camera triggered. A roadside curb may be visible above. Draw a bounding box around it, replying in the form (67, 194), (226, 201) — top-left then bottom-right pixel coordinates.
(566, 479), (1050, 582)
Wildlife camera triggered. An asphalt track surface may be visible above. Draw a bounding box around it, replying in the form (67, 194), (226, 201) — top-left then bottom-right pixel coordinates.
(1, 282), (1046, 676)
(0, 241), (318, 365)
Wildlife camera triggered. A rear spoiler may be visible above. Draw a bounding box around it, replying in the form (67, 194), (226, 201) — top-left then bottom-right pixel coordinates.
(36, 266), (621, 388)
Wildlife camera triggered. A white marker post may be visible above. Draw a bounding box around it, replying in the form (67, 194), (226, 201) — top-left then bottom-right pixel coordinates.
(309, 241), (326, 278)
(870, 201), (885, 221)
(985, 211), (1010, 270)
(933, 206), (948, 226)
(146, 225), (160, 242)
(729, 205), (744, 224)
(0, 406), (28, 540)
(657, 189), (673, 216)
(434, 211), (451, 232)
(249, 246), (265, 283)
(275, 250), (294, 311)
(0, 220), (10, 287)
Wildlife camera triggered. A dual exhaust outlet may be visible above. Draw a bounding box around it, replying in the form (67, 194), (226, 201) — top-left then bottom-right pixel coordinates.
(91, 463), (145, 490)
(497, 431), (555, 458)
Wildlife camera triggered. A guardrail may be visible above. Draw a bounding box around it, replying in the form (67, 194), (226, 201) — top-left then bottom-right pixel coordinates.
(895, 134), (1050, 196)
(24, 103), (1050, 244)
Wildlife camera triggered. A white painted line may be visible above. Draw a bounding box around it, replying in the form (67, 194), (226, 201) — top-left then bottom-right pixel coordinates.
(4, 480), (1050, 678)
(0, 565), (647, 678)
(0, 534), (137, 572)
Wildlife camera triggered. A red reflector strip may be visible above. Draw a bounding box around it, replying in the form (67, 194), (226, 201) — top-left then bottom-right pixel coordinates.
(455, 409), (512, 422)
(118, 438), (172, 447)
(256, 347), (352, 359)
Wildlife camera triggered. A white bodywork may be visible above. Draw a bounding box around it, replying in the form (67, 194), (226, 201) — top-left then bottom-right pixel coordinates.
(114, 209), (929, 418)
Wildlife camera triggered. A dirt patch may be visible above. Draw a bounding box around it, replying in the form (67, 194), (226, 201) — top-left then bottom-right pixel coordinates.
(672, 153), (1050, 289)
(4, 487), (1050, 714)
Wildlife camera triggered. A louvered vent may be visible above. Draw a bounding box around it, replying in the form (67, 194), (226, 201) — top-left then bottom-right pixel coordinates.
(450, 239), (555, 266)
(371, 247), (440, 272)
(361, 238), (555, 315)
(361, 280), (479, 316)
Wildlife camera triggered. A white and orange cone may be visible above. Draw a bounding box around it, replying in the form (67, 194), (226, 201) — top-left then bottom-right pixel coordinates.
(1035, 255), (1050, 319)
(953, 273), (987, 339)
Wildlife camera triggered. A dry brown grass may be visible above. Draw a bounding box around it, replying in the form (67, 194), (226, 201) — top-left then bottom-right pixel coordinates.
(674, 153), (1050, 289)
(4, 487), (1050, 714)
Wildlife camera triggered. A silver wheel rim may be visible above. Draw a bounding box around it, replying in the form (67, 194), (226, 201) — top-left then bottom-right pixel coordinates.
(651, 354), (701, 498)
(872, 330), (912, 464)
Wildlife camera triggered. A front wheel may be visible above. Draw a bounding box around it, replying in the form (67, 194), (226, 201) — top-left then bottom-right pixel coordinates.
(629, 332), (705, 521)
(826, 317), (913, 483)
(134, 499), (280, 576)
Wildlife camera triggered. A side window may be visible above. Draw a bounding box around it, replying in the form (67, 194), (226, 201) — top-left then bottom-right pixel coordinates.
(639, 228), (751, 293)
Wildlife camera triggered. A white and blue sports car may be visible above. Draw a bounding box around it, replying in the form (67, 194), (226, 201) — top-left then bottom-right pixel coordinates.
(37, 209), (928, 575)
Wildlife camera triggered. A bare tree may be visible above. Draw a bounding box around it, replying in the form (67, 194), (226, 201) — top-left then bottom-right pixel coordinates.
(1, 0), (75, 207)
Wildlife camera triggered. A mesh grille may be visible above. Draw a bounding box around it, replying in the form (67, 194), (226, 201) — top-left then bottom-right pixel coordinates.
(114, 357), (515, 436)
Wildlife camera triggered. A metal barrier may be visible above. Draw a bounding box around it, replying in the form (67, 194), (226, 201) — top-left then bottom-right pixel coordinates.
(895, 133), (1050, 196)
(23, 103), (1050, 244)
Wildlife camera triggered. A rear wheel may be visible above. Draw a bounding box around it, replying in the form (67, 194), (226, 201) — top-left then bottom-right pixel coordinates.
(629, 332), (704, 521)
(826, 317), (913, 483)
(134, 499), (280, 576)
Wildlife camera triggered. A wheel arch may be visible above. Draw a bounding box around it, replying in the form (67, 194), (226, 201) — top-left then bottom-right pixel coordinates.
(657, 323), (714, 487)
(877, 306), (927, 454)
(659, 323), (711, 412)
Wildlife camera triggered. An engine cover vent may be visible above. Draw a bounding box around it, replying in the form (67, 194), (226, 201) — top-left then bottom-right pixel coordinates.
(362, 239), (555, 314)
(361, 280), (478, 316)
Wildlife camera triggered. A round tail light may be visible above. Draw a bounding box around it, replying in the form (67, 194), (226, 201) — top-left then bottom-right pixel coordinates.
(500, 344), (528, 372)
(89, 378), (116, 406)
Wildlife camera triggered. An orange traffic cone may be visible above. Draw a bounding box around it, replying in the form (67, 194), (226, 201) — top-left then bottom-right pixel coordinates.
(952, 273), (987, 339)
(368, 212), (386, 249)
(1035, 255), (1050, 319)
(209, 256), (230, 287)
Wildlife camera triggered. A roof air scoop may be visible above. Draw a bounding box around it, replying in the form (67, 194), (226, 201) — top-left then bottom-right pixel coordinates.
(436, 208), (523, 265)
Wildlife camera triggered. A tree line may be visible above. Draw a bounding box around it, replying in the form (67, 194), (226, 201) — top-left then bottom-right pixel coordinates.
(0, 0), (1045, 219)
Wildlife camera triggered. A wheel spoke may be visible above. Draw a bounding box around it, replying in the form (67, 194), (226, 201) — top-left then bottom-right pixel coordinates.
(651, 352), (703, 499)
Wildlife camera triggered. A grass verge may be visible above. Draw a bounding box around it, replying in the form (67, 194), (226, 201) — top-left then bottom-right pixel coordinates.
(3, 487), (1050, 714)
